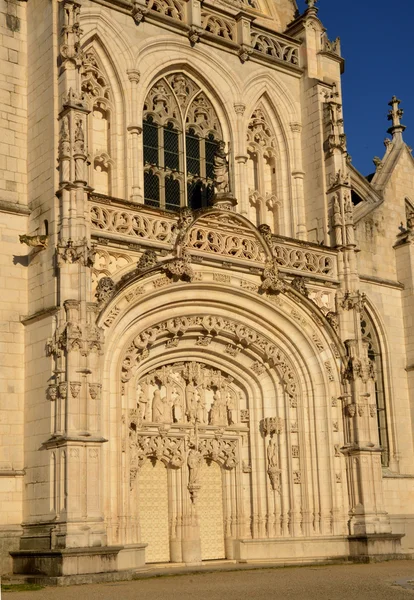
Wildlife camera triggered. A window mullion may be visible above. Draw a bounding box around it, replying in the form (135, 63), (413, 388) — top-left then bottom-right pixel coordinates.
(181, 127), (186, 207)
(200, 138), (206, 180)
(159, 125), (166, 208)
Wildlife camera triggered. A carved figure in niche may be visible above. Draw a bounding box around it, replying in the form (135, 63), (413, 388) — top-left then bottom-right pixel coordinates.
(210, 388), (227, 426)
(162, 393), (172, 423)
(226, 390), (235, 425)
(188, 447), (203, 486)
(267, 436), (278, 468)
(153, 82), (169, 111)
(152, 389), (165, 423)
(138, 383), (150, 421)
(196, 387), (206, 424)
(186, 381), (197, 422)
(171, 386), (184, 423)
(213, 141), (229, 194)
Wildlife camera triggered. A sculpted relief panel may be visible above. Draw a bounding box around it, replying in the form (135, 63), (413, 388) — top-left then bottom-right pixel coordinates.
(131, 361), (242, 429)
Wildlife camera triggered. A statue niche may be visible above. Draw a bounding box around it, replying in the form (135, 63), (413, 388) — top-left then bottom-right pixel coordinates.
(131, 361), (244, 429)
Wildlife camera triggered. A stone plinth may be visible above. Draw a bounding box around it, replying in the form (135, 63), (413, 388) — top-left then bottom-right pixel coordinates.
(11, 546), (123, 577)
(348, 533), (405, 562)
(117, 543), (147, 570)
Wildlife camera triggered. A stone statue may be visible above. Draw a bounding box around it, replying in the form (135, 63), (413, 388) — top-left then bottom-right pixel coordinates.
(187, 448), (203, 486)
(162, 394), (172, 423)
(226, 391), (235, 425)
(186, 381), (197, 422)
(267, 437), (278, 469)
(171, 387), (184, 423)
(138, 384), (149, 421)
(213, 141), (229, 194)
(196, 387), (206, 424)
(210, 389), (227, 426)
(152, 389), (164, 423)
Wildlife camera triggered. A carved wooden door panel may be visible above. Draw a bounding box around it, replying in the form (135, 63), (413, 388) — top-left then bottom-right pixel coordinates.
(138, 459), (170, 563)
(198, 460), (225, 560)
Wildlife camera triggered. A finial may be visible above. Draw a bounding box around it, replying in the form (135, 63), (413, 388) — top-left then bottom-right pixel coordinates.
(387, 95), (406, 142)
(305, 0), (318, 13)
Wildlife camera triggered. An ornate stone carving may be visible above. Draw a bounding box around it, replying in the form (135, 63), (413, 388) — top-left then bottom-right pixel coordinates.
(199, 438), (238, 469)
(48, 385), (58, 401)
(326, 311), (339, 332)
(137, 249), (158, 272)
(95, 277), (115, 307)
(293, 471), (301, 484)
(262, 417), (283, 436)
(187, 447), (203, 502)
(260, 260), (286, 294)
(188, 26), (202, 45)
(131, 1), (148, 23)
(251, 30), (299, 65)
(59, 0), (83, 68)
(213, 141), (230, 194)
(90, 202), (176, 243)
(120, 317), (299, 411)
(201, 11), (235, 41)
(240, 409), (249, 423)
(340, 291), (366, 312)
(129, 435), (185, 489)
(56, 239), (96, 268)
(324, 361), (335, 382)
(238, 44), (253, 63)
(266, 439), (281, 494)
(88, 383), (102, 400)
(70, 382), (81, 398)
(19, 234), (48, 249)
(290, 276), (309, 297)
(163, 251), (194, 282)
(272, 241), (336, 278)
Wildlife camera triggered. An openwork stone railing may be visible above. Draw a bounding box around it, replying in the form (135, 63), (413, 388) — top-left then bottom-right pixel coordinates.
(89, 195), (337, 280)
(90, 196), (176, 246)
(271, 239), (337, 279)
(131, 0), (302, 70)
(250, 29), (299, 66)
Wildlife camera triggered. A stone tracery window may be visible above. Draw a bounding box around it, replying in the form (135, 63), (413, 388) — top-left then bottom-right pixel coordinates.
(143, 73), (223, 212)
(247, 105), (281, 232)
(360, 309), (390, 466)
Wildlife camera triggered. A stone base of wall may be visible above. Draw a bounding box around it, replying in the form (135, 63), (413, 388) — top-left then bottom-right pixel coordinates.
(389, 515), (414, 553)
(348, 533), (405, 562)
(233, 534), (406, 563)
(11, 546), (123, 577)
(117, 544), (147, 570)
(0, 526), (22, 575)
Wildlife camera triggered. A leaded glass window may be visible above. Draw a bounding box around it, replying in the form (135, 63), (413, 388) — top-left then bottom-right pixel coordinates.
(143, 73), (222, 212)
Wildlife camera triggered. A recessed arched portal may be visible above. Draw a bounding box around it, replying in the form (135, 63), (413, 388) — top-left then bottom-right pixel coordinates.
(99, 274), (347, 564)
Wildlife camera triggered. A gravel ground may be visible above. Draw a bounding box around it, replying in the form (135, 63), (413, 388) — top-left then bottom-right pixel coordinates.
(4, 560), (414, 599)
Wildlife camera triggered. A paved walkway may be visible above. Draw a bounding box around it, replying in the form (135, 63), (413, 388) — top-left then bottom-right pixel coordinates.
(4, 560), (414, 599)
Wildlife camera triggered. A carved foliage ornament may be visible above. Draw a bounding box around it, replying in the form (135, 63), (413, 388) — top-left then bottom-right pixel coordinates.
(120, 317), (299, 408)
(56, 238), (96, 268)
(260, 259), (287, 294)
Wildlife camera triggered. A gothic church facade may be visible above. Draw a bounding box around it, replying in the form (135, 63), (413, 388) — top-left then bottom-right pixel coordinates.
(1, 0), (414, 580)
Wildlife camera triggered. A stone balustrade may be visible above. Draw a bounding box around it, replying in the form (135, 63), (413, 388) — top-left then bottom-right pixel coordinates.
(89, 193), (338, 281)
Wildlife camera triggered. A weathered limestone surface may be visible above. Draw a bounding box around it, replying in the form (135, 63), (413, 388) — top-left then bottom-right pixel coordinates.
(0, 0), (413, 580)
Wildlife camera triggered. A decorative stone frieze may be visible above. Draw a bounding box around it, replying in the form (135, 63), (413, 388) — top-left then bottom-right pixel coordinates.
(262, 417), (283, 436)
(56, 239), (96, 268)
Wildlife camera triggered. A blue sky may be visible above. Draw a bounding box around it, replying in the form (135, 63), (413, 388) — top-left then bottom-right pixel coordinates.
(296, 0), (414, 176)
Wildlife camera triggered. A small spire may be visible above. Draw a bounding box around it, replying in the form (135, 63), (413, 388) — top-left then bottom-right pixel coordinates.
(387, 95), (406, 142)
